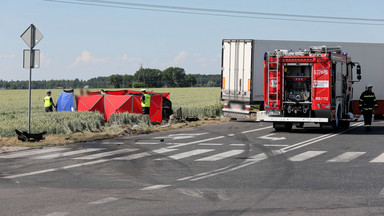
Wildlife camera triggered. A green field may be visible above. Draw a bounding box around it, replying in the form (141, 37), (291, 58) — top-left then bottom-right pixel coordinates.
(0, 88), (221, 137)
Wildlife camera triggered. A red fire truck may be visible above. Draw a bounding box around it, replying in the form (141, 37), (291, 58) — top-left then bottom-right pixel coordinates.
(262, 46), (361, 131)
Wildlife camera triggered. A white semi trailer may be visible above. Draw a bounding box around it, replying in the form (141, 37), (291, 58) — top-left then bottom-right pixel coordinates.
(221, 39), (384, 119)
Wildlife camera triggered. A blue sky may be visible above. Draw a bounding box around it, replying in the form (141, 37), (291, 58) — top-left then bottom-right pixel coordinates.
(1, 0), (384, 81)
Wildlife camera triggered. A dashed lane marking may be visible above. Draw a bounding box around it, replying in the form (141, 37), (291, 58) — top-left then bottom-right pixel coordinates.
(156, 149), (214, 161)
(88, 197), (119, 205)
(288, 151), (327, 161)
(0, 148), (67, 159)
(141, 184), (170, 190)
(45, 212), (69, 216)
(73, 148), (138, 160)
(196, 150), (244, 162)
(327, 152), (366, 163)
(34, 148), (103, 159)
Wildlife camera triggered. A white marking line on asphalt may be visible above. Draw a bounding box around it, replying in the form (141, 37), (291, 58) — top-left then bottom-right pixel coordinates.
(230, 144), (245, 146)
(198, 143), (222, 146)
(34, 148), (103, 159)
(196, 150), (244, 162)
(228, 134), (234, 136)
(141, 184), (170, 190)
(135, 142), (160, 145)
(3, 159), (108, 179)
(241, 126), (273, 134)
(185, 123), (364, 182)
(379, 188), (384, 197)
(263, 144), (289, 147)
(157, 149), (214, 161)
(0, 148), (67, 159)
(114, 152), (150, 160)
(327, 152), (366, 162)
(73, 148), (138, 160)
(370, 153), (384, 163)
(45, 212), (69, 216)
(288, 151), (327, 161)
(114, 148), (177, 160)
(88, 197), (119, 205)
(101, 142), (125, 145)
(168, 136), (225, 148)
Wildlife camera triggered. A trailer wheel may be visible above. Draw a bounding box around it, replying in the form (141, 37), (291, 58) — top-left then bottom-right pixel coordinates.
(230, 118), (238, 121)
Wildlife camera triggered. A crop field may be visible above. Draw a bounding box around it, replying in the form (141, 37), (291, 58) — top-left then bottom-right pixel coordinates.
(0, 87), (221, 137)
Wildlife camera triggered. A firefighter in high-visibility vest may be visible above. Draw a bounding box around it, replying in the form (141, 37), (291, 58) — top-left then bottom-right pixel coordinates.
(100, 89), (106, 95)
(44, 90), (56, 112)
(141, 89), (151, 124)
(359, 84), (378, 130)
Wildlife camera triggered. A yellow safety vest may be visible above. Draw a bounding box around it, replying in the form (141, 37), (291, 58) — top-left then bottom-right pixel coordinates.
(44, 96), (52, 107)
(141, 94), (151, 108)
(101, 92), (106, 95)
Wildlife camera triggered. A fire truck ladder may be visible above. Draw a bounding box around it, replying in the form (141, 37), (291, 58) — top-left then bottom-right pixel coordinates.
(267, 53), (280, 108)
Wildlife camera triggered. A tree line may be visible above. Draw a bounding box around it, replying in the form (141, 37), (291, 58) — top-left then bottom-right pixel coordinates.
(0, 67), (221, 89)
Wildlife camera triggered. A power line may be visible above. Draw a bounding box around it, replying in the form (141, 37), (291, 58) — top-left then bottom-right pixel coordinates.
(44, 0), (384, 26)
(77, 0), (384, 23)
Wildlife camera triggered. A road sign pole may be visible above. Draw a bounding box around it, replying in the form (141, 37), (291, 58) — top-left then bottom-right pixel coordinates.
(27, 24), (35, 134)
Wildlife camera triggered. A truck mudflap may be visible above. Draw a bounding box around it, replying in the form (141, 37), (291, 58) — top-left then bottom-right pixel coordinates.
(262, 117), (329, 123)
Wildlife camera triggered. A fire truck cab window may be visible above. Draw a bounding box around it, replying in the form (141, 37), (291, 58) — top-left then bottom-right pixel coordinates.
(285, 66), (311, 77)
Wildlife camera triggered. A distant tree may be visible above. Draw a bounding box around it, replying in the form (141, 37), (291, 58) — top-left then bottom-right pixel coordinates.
(186, 74), (197, 87)
(163, 67), (187, 87)
(108, 74), (123, 88)
(134, 68), (163, 87)
(122, 75), (134, 88)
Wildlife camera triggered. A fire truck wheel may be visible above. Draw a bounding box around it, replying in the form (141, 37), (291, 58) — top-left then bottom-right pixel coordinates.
(230, 118), (238, 121)
(295, 123), (304, 128)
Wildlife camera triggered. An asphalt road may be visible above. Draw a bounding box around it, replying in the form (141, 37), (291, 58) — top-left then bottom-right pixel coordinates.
(1, 120), (384, 216)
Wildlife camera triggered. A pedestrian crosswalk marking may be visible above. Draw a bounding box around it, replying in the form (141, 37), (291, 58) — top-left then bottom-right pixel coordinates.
(370, 153), (384, 163)
(113, 148), (177, 160)
(0, 147), (67, 159)
(73, 148), (139, 160)
(157, 149), (214, 161)
(288, 151), (327, 161)
(196, 150), (244, 161)
(327, 152), (366, 162)
(34, 148), (103, 159)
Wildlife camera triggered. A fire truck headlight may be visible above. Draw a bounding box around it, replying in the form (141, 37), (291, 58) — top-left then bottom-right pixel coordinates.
(295, 95), (301, 101)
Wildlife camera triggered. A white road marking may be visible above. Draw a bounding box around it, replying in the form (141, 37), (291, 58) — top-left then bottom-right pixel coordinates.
(158, 149), (214, 160)
(196, 150), (244, 161)
(263, 144), (289, 147)
(34, 148), (103, 159)
(113, 148), (177, 160)
(259, 134), (286, 141)
(198, 143), (222, 146)
(228, 134), (235, 136)
(289, 151), (327, 161)
(73, 148), (138, 160)
(230, 144), (245, 146)
(88, 197), (119, 205)
(241, 126), (273, 134)
(114, 152), (151, 160)
(140, 184), (170, 190)
(101, 142), (125, 145)
(135, 142), (159, 145)
(370, 153), (384, 163)
(3, 159), (108, 179)
(168, 136), (225, 148)
(45, 212), (69, 216)
(379, 188), (384, 197)
(327, 152), (366, 162)
(154, 133), (208, 140)
(0, 148), (67, 159)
